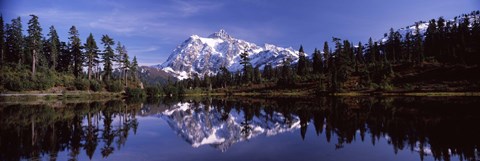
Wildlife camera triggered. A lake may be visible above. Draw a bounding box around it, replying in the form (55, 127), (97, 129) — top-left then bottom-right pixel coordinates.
(1, 96), (479, 161)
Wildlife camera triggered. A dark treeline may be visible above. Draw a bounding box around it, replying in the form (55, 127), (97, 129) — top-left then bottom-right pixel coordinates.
(193, 96), (480, 161)
(159, 11), (480, 95)
(0, 100), (142, 161)
(0, 14), (141, 92)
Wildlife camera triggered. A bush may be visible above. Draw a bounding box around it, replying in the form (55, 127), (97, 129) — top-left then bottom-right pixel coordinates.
(35, 72), (56, 90)
(125, 87), (146, 98)
(74, 79), (90, 90)
(5, 77), (35, 91)
(106, 80), (123, 92)
(90, 80), (103, 92)
(60, 74), (76, 90)
(145, 86), (162, 97)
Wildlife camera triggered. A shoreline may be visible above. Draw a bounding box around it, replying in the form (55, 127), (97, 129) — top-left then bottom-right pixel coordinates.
(2, 90), (480, 98)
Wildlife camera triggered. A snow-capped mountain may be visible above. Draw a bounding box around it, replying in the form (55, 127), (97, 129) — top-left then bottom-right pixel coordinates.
(159, 102), (301, 152)
(155, 29), (298, 80)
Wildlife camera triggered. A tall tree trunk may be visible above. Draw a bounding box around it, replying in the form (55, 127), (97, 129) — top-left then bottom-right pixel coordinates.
(32, 49), (36, 79)
(124, 69), (128, 87)
(88, 61), (92, 80)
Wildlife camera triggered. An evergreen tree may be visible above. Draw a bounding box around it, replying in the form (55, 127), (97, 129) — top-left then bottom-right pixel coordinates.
(312, 48), (323, 74)
(5, 17), (24, 67)
(355, 42), (364, 72)
(85, 33), (99, 80)
(278, 58), (293, 87)
(297, 45), (307, 76)
(47, 25), (60, 70)
(57, 41), (71, 72)
(239, 48), (251, 83)
(323, 41), (329, 70)
(414, 22), (425, 63)
(27, 15), (43, 78)
(68, 26), (83, 78)
(203, 73), (211, 90)
(404, 33), (413, 63)
(116, 42), (130, 86)
(130, 56), (139, 81)
(253, 66), (262, 84)
(219, 66), (231, 88)
(101, 35), (115, 81)
(425, 19), (437, 58)
(263, 63), (273, 80)
(0, 15), (4, 66)
(367, 37), (375, 64)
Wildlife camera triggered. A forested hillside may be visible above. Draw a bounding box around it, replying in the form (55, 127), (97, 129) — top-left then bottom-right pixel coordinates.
(0, 14), (141, 93)
(150, 11), (480, 96)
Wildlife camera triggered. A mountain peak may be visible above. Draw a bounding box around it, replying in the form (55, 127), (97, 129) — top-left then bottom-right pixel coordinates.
(158, 29), (298, 80)
(208, 29), (231, 39)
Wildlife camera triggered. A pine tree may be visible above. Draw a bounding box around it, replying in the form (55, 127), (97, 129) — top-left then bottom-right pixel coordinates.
(68, 26), (83, 78)
(278, 58), (293, 87)
(414, 22), (424, 63)
(312, 48), (323, 74)
(101, 35), (115, 81)
(5, 17), (24, 67)
(130, 56), (139, 81)
(253, 66), (262, 84)
(425, 19), (437, 58)
(203, 73), (211, 90)
(367, 37), (375, 64)
(47, 25), (60, 70)
(0, 15), (4, 67)
(323, 41), (329, 70)
(297, 45), (307, 76)
(355, 42), (364, 72)
(85, 33), (99, 80)
(57, 41), (71, 72)
(404, 33), (413, 63)
(219, 66), (231, 88)
(27, 15), (42, 78)
(239, 48), (251, 83)
(263, 63), (273, 80)
(116, 42), (129, 86)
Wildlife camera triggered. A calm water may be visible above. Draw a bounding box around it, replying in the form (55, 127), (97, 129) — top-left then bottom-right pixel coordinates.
(1, 96), (480, 161)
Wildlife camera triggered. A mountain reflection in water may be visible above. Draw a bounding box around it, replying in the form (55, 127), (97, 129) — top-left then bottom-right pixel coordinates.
(1, 97), (480, 161)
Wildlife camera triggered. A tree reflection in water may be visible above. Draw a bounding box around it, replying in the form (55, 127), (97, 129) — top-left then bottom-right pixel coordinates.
(160, 96), (480, 161)
(1, 97), (480, 161)
(0, 99), (142, 161)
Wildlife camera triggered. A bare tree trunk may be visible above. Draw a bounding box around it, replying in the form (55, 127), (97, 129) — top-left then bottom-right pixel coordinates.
(32, 49), (36, 79)
(88, 61), (92, 80)
(124, 69), (128, 87)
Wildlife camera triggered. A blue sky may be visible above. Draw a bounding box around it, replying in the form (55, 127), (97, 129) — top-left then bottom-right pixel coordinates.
(2, 0), (479, 66)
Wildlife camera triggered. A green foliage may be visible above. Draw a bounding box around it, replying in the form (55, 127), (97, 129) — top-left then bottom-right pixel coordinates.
(145, 86), (163, 97)
(74, 79), (90, 90)
(34, 71), (56, 90)
(101, 35), (115, 81)
(106, 80), (123, 92)
(125, 87), (146, 98)
(0, 67), (59, 91)
(89, 80), (102, 92)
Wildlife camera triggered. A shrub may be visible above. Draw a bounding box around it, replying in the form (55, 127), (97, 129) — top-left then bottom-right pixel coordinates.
(90, 80), (103, 92)
(106, 80), (123, 92)
(125, 87), (146, 98)
(61, 74), (76, 90)
(74, 79), (90, 90)
(145, 86), (162, 97)
(35, 72), (56, 90)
